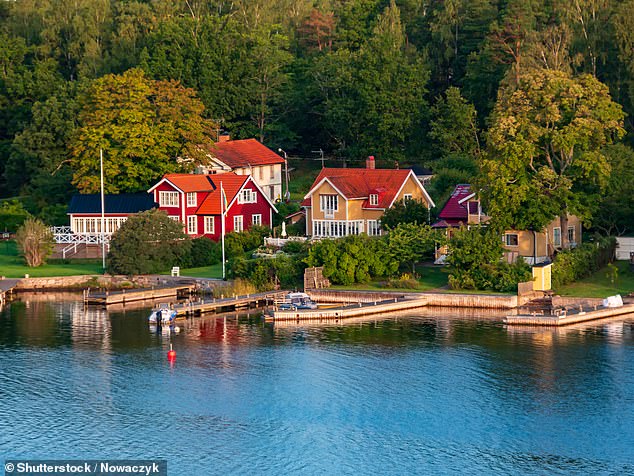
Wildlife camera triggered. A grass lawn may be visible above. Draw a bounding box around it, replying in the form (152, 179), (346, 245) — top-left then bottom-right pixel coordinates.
(178, 263), (223, 279)
(0, 241), (104, 278)
(331, 265), (449, 292)
(555, 261), (634, 298)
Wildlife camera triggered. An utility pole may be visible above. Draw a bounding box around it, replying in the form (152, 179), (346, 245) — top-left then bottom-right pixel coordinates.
(100, 149), (106, 272)
(312, 149), (325, 168)
(278, 148), (290, 201)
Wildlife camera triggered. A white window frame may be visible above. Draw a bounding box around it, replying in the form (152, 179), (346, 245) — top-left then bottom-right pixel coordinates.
(187, 215), (197, 235)
(187, 192), (197, 207)
(269, 165), (275, 179)
(553, 227), (562, 247)
(238, 189), (257, 204)
(567, 226), (575, 244)
(252, 214), (262, 226)
(159, 191), (179, 207)
(204, 216), (214, 234)
(403, 193), (413, 202)
(369, 194), (378, 206)
(504, 233), (519, 247)
(259, 166), (264, 180)
(367, 220), (382, 236)
(169, 215), (180, 221)
(234, 215), (243, 233)
(319, 194), (339, 218)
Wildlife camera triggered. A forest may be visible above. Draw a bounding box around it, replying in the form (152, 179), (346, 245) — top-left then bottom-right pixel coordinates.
(0, 0), (633, 234)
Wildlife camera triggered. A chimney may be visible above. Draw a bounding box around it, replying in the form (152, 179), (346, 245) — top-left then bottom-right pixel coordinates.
(218, 133), (231, 143)
(366, 155), (375, 169)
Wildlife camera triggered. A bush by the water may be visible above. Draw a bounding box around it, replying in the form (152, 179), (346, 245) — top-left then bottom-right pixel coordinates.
(108, 210), (191, 275)
(231, 255), (305, 290)
(305, 234), (399, 285)
(552, 236), (616, 287)
(188, 237), (221, 267)
(446, 226), (532, 292)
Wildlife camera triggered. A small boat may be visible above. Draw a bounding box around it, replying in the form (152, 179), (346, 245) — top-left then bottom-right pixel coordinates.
(277, 292), (318, 310)
(149, 303), (178, 324)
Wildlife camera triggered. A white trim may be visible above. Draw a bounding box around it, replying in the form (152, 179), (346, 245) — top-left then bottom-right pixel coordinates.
(458, 192), (476, 205)
(226, 176), (278, 213)
(158, 191), (180, 207)
(303, 177), (349, 201)
(553, 227), (562, 247)
(387, 170), (435, 209)
(187, 215), (197, 235)
(204, 216), (215, 234)
(270, 208), (273, 230)
(203, 155), (232, 171)
(252, 214), (262, 226)
(147, 177), (185, 194)
(186, 192), (197, 207)
(233, 215), (243, 232)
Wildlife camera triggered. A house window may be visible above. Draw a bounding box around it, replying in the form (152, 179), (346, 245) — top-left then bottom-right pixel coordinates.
(504, 233), (519, 246)
(403, 194), (413, 202)
(238, 189), (257, 204)
(252, 214), (262, 226)
(187, 192), (197, 207)
(169, 215), (179, 221)
(568, 226), (575, 244)
(369, 194), (378, 206)
(259, 167), (264, 180)
(234, 215), (243, 232)
(159, 191), (179, 207)
(187, 215), (197, 235)
(319, 194), (338, 217)
(553, 227), (562, 247)
(368, 220), (382, 236)
(204, 216), (214, 234)
(270, 165), (275, 179)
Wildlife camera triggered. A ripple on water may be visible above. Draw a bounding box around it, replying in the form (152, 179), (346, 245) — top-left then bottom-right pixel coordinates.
(1, 298), (634, 474)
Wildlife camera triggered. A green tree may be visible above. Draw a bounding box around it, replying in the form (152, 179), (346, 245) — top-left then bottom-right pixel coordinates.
(107, 209), (191, 275)
(446, 226), (531, 292)
(15, 217), (54, 267)
(386, 223), (442, 274)
(70, 68), (214, 193)
(483, 69), (625, 245)
(381, 199), (430, 230)
(0, 200), (30, 232)
(593, 144), (634, 236)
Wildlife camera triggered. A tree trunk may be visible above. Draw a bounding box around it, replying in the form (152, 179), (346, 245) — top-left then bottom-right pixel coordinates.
(560, 211), (569, 250)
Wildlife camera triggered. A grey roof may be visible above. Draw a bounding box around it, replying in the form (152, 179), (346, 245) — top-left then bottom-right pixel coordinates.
(68, 194), (157, 214)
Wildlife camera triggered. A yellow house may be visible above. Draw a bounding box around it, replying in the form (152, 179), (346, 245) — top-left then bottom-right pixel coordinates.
(302, 157), (435, 238)
(433, 184), (582, 264)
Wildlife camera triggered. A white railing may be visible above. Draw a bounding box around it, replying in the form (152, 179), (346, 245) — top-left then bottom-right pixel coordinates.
(265, 236), (308, 248)
(51, 227), (110, 245)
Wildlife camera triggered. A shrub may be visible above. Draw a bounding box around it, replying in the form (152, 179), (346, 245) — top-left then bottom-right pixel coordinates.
(446, 226), (532, 292)
(0, 200), (30, 232)
(552, 236), (616, 287)
(224, 225), (270, 258)
(230, 255), (306, 291)
(15, 217), (54, 267)
(107, 209), (191, 275)
(189, 237), (221, 267)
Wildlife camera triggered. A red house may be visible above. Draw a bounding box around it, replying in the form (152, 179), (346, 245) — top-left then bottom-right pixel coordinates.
(148, 172), (277, 240)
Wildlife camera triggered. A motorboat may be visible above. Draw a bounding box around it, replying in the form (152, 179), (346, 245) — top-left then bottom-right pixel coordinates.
(277, 292), (318, 310)
(148, 303), (178, 324)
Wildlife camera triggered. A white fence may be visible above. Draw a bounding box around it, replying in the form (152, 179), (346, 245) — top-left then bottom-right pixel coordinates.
(616, 237), (634, 260)
(51, 226), (110, 245)
(264, 236), (308, 248)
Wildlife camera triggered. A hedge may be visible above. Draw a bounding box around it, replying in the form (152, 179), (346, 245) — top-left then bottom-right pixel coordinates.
(552, 236), (616, 288)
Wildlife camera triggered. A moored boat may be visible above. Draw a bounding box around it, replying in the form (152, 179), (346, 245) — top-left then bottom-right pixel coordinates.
(148, 303), (178, 324)
(277, 292), (318, 310)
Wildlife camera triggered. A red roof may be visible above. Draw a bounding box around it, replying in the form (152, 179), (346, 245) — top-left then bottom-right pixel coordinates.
(162, 174), (214, 193)
(196, 174), (249, 215)
(305, 168), (415, 209)
(208, 139), (285, 168)
(432, 184), (472, 228)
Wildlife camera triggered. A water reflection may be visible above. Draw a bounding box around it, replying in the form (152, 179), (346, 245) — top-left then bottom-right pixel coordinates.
(0, 295), (633, 474)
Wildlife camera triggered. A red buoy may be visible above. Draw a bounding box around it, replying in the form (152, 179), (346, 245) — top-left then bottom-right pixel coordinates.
(167, 343), (176, 361)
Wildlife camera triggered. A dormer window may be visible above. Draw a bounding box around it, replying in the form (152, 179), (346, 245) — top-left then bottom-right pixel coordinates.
(369, 194), (378, 206)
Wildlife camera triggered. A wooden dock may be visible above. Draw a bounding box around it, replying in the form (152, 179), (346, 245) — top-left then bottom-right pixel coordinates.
(266, 296), (428, 322)
(504, 303), (634, 326)
(166, 291), (287, 317)
(85, 284), (195, 306)
(0, 279), (21, 307)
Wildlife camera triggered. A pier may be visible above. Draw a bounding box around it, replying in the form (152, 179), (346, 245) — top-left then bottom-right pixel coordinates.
(0, 279), (21, 307)
(163, 291), (287, 318)
(84, 284), (195, 305)
(504, 303), (634, 326)
(266, 296), (429, 322)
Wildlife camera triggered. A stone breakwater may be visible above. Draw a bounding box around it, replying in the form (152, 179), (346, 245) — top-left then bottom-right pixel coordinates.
(12, 275), (223, 292)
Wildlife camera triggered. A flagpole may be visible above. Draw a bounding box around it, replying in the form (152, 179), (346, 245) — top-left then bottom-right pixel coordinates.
(221, 181), (226, 280)
(100, 149), (106, 271)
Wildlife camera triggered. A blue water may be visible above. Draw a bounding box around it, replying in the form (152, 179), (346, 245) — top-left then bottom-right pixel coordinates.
(1, 294), (633, 475)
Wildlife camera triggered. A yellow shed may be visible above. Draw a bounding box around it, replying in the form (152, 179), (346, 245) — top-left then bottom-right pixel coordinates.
(532, 263), (552, 291)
